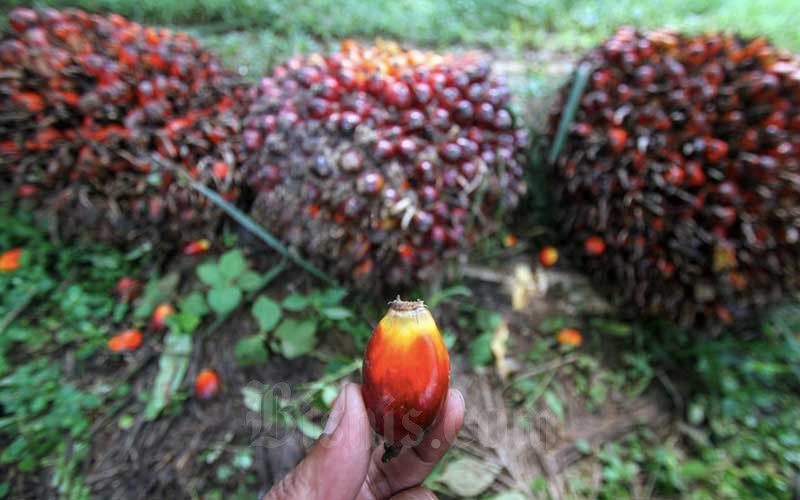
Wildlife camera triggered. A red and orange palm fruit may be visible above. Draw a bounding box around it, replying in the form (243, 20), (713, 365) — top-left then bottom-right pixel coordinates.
(194, 369), (220, 400)
(538, 246), (559, 267)
(0, 248), (23, 272)
(362, 299), (449, 460)
(108, 329), (143, 352)
(151, 303), (175, 330)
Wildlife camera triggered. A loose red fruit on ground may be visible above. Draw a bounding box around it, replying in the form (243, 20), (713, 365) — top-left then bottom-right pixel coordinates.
(0, 248), (23, 272)
(183, 239), (210, 255)
(716, 306), (733, 323)
(539, 246), (559, 267)
(151, 303), (175, 330)
(114, 276), (141, 302)
(16, 184), (38, 197)
(584, 236), (606, 256)
(108, 329), (143, 352)
(194, 369), (220, 399)
(556, 328), (582, 347)
(362, 299), (450, 462)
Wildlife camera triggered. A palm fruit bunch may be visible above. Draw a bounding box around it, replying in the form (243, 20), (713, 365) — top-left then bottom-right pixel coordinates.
(0, 7), (248, 247)
(244, 40), (528, 287)
(549, 27), (800, 327)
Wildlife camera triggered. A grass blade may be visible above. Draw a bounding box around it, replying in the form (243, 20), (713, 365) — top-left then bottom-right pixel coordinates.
(547, 62), (592, 165)
(182, 175), (338, 286)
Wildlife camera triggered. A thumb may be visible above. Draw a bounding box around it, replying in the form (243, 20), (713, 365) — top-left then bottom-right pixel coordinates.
(263, 383), (372, 500)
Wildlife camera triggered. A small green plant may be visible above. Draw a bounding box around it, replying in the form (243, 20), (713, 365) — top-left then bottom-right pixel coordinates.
(197, 249), (267, 316)
(235, 287), (366, 365)
(459, 308), (502, 370)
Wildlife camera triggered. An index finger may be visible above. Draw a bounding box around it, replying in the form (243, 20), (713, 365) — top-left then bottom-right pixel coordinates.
(357, 388), (465, 500)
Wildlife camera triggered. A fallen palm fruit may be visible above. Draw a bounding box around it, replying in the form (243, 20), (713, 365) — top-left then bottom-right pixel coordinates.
(538, 245), (559, 267)
(150, 303), (175, 330)
(194, 369), (220, 400)
(0, 248), (23, 272)
(556, 327), (582, 347)
(108, 328), (143, 352)
(113, 276), (141, 303)
(182, 238), (211, 256)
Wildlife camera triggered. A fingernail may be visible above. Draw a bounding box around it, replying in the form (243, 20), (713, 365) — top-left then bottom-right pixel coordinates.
(323, 384), (348, 435)
(452, 388), (465, 410)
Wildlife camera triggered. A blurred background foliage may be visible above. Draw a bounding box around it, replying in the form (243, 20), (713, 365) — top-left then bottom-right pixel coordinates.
(3, 0), (800, 50)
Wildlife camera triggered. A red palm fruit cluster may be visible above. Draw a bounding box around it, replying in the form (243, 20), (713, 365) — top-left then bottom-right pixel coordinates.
(549, 27), (800, 328)
(244, 40), (527, 287)
(0, 8), (249, 247)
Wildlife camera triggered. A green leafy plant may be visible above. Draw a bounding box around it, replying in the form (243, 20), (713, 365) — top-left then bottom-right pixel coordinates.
(461, 309), (502, 369)
(198, 249), (266, 316)
(235, 287), (364, 365)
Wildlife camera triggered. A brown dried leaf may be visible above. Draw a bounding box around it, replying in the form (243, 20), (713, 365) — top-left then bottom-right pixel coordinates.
(507, 264), (538, 311)
(490, 318), (511, 381)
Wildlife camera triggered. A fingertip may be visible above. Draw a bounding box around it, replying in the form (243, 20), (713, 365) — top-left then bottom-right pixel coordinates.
(344, 382), (365, 407)
(440, 388), (464, 447)
(321, 383), (370, 448)
(449, 388), (465, 418)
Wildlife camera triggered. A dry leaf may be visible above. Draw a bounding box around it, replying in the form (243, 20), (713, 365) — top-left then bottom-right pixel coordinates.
(490, 318), (511, 380)
(507, 263), (538, 311)
(437, 456), (499, 496)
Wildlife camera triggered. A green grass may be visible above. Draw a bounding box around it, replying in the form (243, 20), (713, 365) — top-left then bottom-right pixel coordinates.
(9, 0), (798, 82)
(7, 0), (800, 52)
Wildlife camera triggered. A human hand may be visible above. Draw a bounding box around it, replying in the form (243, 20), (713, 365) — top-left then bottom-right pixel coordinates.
(262, 383), (465, 500)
